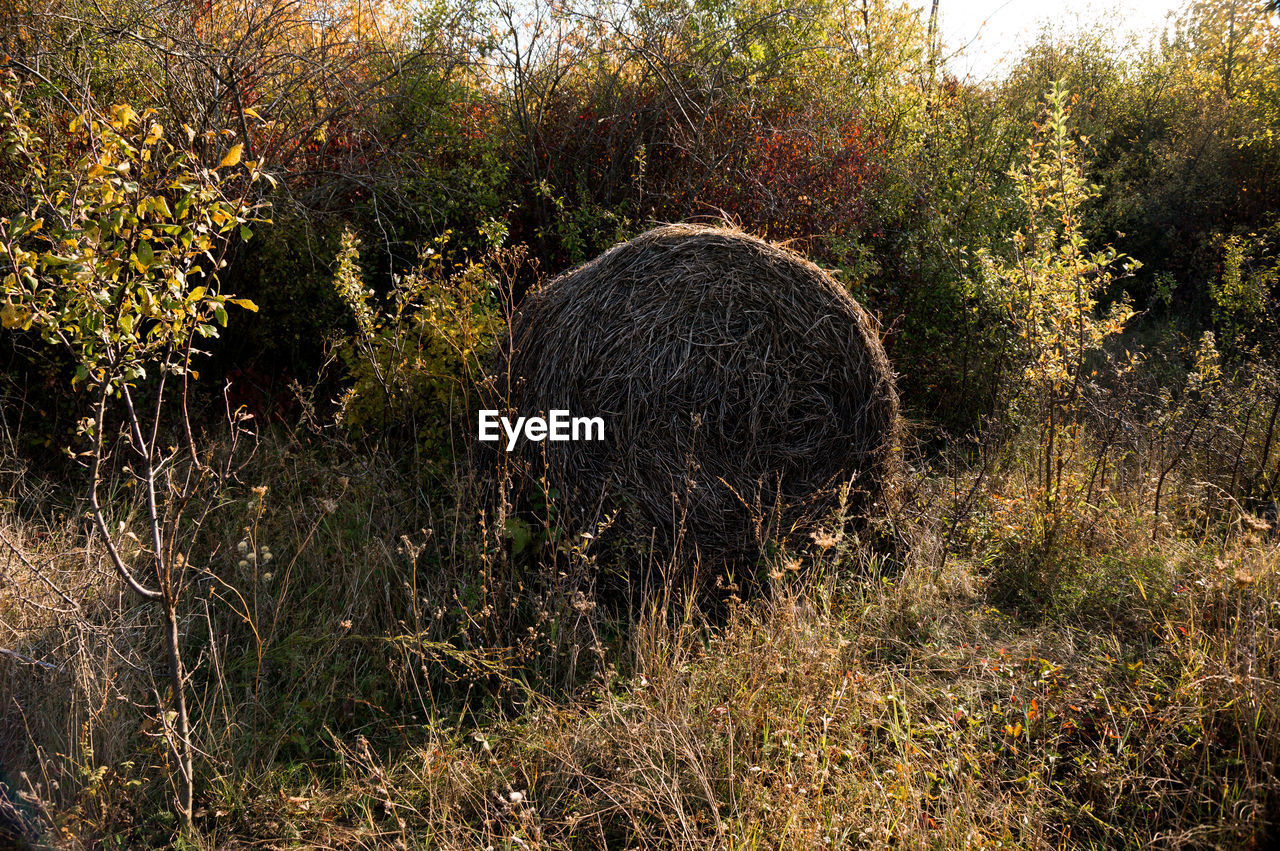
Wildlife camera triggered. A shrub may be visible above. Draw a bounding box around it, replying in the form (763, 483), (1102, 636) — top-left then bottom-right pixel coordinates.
(332, 226), (510, 470)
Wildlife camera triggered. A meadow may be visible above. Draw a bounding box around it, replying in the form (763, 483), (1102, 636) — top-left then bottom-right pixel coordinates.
(2, 0), (1280, 847)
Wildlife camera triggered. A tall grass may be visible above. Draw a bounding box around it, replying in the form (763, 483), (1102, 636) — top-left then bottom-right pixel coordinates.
(2, 366), (1279, 848)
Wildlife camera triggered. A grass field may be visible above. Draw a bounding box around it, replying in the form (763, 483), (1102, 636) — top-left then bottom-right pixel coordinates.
(3, 415), (1278, 848)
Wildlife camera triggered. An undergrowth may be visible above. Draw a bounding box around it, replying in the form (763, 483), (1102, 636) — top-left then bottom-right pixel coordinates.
(2, 409), (1278, 848)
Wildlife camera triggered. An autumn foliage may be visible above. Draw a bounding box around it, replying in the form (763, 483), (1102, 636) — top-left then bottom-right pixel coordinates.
(3, 1), (1280, 848)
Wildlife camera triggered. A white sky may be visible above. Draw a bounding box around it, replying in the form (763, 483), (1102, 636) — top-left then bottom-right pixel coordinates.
(914, 0), (1187, 80)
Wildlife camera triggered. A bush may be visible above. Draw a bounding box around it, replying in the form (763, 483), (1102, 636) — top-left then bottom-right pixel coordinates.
(331, 226), (512, 470)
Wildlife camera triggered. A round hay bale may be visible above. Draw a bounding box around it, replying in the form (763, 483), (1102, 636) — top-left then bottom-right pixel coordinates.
(502, 224), (898, 560)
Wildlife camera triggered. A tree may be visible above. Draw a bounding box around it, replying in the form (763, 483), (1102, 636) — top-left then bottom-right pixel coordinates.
(976, 82), (1136, 533)
(0, 70), (265, 829)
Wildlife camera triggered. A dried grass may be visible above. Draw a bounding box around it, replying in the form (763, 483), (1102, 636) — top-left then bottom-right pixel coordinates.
(501, 224), (899, 559)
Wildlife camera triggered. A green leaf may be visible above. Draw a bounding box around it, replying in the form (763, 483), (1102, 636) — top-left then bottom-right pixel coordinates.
(214, 305), (228, 327)
(135, 241), (154, 269)
(503, 517), (533, 555)
(239, 225), (253, 243)
(228, 298), (258, 312)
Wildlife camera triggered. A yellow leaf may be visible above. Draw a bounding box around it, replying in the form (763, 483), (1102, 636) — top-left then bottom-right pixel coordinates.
(110, 103), (137, 129)
(1, 302), (32, 330)
(218, 144), (243, 169)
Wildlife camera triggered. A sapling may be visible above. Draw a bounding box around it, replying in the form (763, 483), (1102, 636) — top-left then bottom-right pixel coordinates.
(0, 72), (268, 828)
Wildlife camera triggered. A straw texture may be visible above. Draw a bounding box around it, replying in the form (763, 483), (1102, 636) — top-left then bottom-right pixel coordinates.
(502, 224), (899, 559)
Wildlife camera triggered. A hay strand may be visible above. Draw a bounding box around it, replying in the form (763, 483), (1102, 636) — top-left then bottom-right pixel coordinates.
(501, 224), (899, 560)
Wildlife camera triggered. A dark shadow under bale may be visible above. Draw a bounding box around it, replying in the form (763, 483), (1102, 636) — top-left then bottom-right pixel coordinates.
(498, 224), (899, 568)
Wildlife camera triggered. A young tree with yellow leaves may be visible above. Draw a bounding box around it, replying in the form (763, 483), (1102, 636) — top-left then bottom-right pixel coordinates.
(977, 81), (1138, 538)
(0, 71), (266, 829)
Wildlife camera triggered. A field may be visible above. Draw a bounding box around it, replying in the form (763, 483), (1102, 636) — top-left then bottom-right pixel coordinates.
(2, 0), (1280, 848)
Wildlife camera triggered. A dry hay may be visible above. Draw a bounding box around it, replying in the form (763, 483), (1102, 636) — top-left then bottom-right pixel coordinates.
(501, 224), (899, 561)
